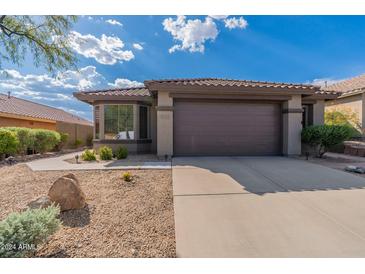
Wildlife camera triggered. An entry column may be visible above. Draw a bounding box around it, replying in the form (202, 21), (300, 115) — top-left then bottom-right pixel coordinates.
(156, 90), (173, 157)
(282, 95), (302, 155)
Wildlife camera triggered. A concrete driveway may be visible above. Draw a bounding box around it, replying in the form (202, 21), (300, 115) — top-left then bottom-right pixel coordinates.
(172, 157), (365, 257)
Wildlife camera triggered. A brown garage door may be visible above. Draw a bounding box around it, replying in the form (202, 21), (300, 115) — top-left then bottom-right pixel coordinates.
(173, 100), (282, 156)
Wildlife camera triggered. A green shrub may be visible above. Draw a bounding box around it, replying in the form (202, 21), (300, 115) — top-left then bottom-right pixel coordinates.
(57, 132), (69, 150)
(33, 129), (61, 154)
(302, 125), (353, 157)
(122, 171), (132, 182)
(115, 146), (128, 159)
(99, 146), (113, 160)
(0, 205), (61, 258)
(0, 129), (19, 158)
(74, 139), (83, 148)
(2, 127), (35, 155)
(81, 149), (96, 161)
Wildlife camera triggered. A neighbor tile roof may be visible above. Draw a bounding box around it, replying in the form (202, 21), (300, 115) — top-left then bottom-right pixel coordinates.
(0, 93), (92, 126)
(144, 78), (320, 90)
(76, 87), (151, 97)
(323, 74), (365, 93)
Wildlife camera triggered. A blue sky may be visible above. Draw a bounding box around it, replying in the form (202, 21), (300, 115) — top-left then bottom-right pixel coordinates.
(1, 15), (365, 120)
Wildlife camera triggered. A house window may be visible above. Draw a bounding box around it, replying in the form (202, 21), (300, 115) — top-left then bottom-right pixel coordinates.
(139, 106), (148, 139)
(104, 105), (134, 140)
(94, 105), (100, 139)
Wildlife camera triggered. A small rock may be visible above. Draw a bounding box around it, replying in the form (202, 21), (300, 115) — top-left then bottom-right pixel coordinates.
(48, 174), (86, 211)
(131, 248), (138, 256)
(5, 156), (16, 165)
(27, 196), (52, 209)
(345, 165), (365, 174)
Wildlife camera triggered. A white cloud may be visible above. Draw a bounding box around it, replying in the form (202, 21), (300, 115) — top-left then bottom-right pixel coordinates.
(105, 19), (123, 27)
(0, 66), (107, 103)
(162, 16), (218, 53)
(308, 77), (346, 88)
(209, 15), (228, 20)
(133, 43), (143, 50)
(224, 16), (248, 29)
(108, 78), (144, 88)
(68, 31), (134, 65)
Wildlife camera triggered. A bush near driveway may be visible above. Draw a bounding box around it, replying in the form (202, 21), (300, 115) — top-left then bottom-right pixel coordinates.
(81, 149), (97, 161)
(302, 125), (352, 158)
(0, 205), (61, 258)
(99, 146), (113, 160)
(0, 129), (19, 158)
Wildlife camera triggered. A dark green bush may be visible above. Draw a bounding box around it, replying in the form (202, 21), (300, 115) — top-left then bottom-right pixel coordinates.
(0, 129), (19, 158)
(302, 125), (352, 157)
(0, 205), (60, 257)
(115, 146), (128, 159)
(86, 134), (93, 147)
(99, 145), (113, 160)
(33, 129), (61, 154)
(81, 149), (96, 161)
(57, 132), (69, 150)
(2, 127), (35, 155)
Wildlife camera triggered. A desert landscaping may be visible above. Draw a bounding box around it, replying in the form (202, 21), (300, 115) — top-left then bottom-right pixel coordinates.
(0, 164), (175, 258)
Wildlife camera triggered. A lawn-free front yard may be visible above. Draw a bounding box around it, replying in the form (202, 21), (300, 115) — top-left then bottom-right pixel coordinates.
(0, 164), (175, 258)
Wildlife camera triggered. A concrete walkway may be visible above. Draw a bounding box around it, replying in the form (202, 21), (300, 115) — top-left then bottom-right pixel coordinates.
(173, 157), (365, 257)
(27, 152), (171, 171)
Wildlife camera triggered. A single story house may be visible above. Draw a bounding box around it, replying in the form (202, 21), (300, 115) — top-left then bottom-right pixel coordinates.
(324, 74), (365, 134)
(74, 78), (338, 157)
(0, 93), (93, 147)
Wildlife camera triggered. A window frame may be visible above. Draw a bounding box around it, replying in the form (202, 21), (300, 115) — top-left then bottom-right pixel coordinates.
(103, 104), (135, 140)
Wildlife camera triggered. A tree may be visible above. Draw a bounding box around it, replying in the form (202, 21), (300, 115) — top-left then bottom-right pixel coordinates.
(325, 107), (362, 136)
(0, 16), (78, 73)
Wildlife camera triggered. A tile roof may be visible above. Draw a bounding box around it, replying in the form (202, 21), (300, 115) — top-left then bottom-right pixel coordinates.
(323, 74), (365, 93)
(144, 77), (320, 90)
(0, 93), (92, 126)
(76, 87), (151, 97)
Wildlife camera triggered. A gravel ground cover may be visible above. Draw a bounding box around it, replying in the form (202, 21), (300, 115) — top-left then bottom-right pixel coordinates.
(0, 164), (175, 257)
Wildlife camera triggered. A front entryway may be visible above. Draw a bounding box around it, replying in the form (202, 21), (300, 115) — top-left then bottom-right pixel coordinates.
(173, 100), (281, 156)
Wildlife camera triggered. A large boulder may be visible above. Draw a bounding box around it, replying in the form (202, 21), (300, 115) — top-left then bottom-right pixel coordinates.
(48, 174), (86, 211)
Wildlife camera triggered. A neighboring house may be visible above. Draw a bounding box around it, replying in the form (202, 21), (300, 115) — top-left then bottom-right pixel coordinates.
(74, 78), (337, 157)
(324, 74), (365, 133)
(0, 93), (93, 147)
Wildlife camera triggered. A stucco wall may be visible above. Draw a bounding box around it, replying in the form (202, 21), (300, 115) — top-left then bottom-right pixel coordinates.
(150, 98), (157, 153)
(313, 100), (325, 125)
(0, 116), (56, 130)
(282, 95), (302, 155)
(56, 121), (93, 147)
(157, 91), (173, 156)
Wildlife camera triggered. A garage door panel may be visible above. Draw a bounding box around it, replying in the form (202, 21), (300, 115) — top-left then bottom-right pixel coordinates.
(174, 100), (281, 156)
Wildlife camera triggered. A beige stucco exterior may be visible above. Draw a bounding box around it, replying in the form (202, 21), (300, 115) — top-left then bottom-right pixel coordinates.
(313, 100), (325, 125)
(156, 90), (174, 156)
(77, 82), (331, 157)
(282, 95), (302, 156)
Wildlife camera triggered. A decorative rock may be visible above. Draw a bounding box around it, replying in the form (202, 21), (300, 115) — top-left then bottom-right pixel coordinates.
(48, 174), (86, 211)
(5, 156), (17, 165)
(345, 165), (365, 174)
(27, 196), (52, 209)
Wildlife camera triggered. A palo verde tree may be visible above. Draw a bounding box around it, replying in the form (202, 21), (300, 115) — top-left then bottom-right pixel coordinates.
(0, 16), (78, 73)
